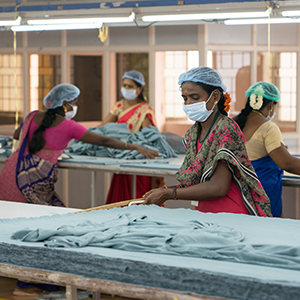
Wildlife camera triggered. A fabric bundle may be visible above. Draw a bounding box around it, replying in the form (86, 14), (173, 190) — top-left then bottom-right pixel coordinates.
(69, 123), (178, 159)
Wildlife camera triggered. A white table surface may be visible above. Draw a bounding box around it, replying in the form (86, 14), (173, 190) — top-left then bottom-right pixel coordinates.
(0, 200), (80, 219)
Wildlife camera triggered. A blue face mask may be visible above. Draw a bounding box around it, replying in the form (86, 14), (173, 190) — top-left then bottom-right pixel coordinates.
(182, 92), (216, 122)
(121, 87), (137, 101)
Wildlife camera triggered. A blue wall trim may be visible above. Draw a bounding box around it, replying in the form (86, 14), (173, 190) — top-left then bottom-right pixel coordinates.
(0, 1), (268, 13)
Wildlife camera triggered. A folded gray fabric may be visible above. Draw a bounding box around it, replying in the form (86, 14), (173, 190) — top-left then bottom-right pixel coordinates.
(69, 123), (177, 159)
(11, 213), (300, 271)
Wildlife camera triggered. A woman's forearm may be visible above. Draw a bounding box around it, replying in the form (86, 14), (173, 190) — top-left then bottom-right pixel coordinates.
(101, 136), (132, 150)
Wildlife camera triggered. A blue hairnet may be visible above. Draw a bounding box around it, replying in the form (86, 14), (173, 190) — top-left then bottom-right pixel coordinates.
(43, 83), (80, 109)
(178, 67), (227, 92)
(245, 81), (280, 102)
(122, 70), (145, 86)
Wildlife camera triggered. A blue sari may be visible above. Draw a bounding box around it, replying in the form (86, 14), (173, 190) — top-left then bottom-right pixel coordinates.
(16, 111), (64, 206)
(251, 155), (283, 217)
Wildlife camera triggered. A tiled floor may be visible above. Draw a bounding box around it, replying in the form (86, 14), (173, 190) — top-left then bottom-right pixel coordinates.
(0, 276), (137, 300)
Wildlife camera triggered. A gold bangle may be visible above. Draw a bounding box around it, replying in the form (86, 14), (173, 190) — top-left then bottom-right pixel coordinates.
(124, 142), (128, 149)
(163, 185), (168, 189)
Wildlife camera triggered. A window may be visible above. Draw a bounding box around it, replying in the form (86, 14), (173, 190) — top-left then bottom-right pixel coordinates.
(258, 52), (297, 132)
(208, 51), (251, 116)
(0, 54), (23, 119)
(164, 51), (199, 120)
(30, 54), (61, 111)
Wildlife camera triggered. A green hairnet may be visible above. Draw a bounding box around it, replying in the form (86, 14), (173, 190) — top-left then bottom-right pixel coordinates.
(245, 81), (280, 102)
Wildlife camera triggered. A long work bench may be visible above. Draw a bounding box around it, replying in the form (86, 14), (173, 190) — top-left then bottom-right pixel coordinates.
(1, 154), (300, 209)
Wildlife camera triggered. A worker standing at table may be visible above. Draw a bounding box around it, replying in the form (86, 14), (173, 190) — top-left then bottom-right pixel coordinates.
(234, 81), (300, 217)
(143, 67), (271, 217)
(100, 70), (164, 204)
(0, 83), (158, 206)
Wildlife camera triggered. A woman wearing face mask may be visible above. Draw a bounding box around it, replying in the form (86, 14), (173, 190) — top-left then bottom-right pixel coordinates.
(234, 82), (300, 217)
(143, 67), (271, 217)
(0, 83), (159, 208)
(100, 70), (164, 204)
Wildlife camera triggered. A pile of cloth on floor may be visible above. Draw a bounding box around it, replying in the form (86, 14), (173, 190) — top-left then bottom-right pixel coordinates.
(69, 123), (178, 159)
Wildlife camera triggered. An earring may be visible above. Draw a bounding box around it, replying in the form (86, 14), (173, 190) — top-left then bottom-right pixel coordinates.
(214, 101), (218, 105)
(63, 106), (67, 113)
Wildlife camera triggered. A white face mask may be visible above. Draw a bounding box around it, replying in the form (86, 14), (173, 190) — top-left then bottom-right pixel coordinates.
(121, 87), (137, 101)
(65, 105), (78, 120)
(266, 105), (275, 121)
(182, 92), (216, 122)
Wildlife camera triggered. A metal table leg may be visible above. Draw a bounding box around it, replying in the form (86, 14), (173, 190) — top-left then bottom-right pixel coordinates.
(91, 171), (97, 207)
(93, 291), (101, 300)
(131, 174), (136, 199)
(66, 285), (77, 300)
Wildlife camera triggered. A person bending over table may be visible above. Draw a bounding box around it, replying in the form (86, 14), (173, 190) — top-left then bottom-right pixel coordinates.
(234, 81), (300, 217)
(0, 83), (159, 207)
(100, 70), (164, 204)
(143, 67), (271, 217)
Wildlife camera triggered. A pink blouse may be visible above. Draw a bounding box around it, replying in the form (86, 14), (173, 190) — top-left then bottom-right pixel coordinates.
(28, 119), (87, 151)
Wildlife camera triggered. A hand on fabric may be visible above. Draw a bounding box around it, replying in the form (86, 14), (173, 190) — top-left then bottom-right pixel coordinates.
(133, 145), (160, 160)
(143, 187), (172, 206)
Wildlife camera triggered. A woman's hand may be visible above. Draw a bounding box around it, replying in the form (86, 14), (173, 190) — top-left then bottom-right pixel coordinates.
(143, 187), (172, 206)
(134, 145), (160, 160)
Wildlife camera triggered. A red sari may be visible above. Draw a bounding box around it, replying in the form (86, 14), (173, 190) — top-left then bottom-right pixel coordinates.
(106, 100), (164, 204)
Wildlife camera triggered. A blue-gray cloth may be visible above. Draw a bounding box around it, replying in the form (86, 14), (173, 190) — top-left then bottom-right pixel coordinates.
(2, 205), (300, 299)
(11, 213), (300, 271)
(69, 123), (177, 159)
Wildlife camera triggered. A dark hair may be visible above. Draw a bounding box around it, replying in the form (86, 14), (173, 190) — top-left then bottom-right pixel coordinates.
(234, 98), (274, 131)
(29, 107), (64, 155)
(195, 82), (228, 116)
(133, 81), (147, 102)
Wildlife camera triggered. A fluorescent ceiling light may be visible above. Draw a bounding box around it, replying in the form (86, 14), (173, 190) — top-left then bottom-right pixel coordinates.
(225, 18), (300, 25)
(282, 11), (300, 17)
(142, 11), (269, 22)
(27, 16), (134, 25)
(0, 16), (21, 26)
(11, 23), (103, 32)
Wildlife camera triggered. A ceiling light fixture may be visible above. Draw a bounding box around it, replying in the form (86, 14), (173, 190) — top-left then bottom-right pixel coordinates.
(27, 15), (134, 25)
(0, 16), (21, 27)
(225, 18), (300, 25)
(11, 22), (103, 32)
(281, 11), (300, 17)
(142, 11), (269, 22)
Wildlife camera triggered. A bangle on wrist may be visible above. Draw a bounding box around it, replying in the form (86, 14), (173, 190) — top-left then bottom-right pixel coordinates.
(124, 141), (128, 149)
(173, 186), (178, 200)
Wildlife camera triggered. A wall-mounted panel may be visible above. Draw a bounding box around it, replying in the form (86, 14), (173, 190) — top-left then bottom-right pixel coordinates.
(155, 25), (197, 45)
(0, 31), (22, 48)
(208, 24), (251, 45)
(28, 30), (61, 47)
(109, 27), (149, 45)
(67, 29), (104, 46)
(257, 24), (298, 45)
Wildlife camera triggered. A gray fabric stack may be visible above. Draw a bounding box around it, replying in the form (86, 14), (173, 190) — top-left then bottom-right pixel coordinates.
(69, 123), (178, 159)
